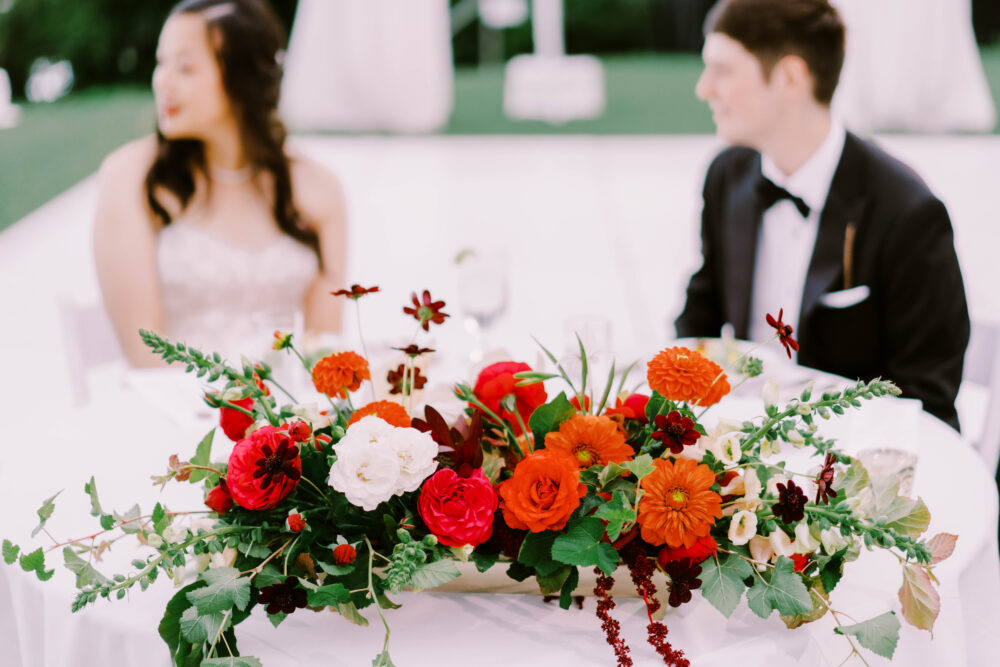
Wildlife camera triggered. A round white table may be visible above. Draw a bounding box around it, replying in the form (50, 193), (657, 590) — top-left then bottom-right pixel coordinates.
(1, 362), (997, 666)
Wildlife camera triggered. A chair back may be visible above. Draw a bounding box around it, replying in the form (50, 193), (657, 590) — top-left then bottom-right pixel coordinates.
(962, 319), (1000, 473)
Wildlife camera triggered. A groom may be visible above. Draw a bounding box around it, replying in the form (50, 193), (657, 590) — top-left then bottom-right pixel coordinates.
(675, 0), (970, 429)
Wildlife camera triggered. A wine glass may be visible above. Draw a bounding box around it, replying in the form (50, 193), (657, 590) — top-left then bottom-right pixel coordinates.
(456, 248), (509, 363)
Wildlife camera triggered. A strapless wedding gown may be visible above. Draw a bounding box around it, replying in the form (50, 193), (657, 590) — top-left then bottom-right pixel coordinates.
(156, 222), (319, 359)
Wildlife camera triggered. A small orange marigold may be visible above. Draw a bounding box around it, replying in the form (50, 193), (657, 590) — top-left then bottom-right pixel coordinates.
(312, 351), (370, 399)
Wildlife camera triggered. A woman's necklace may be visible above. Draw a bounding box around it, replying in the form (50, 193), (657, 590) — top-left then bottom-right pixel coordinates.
(208, 163), (255, 186)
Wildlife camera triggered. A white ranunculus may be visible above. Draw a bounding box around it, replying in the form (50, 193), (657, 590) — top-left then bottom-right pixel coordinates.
(728, 510), (758, 546)
(328, 440), (401, 511)
(384, 427), (439, 493)
(762, 379), (780, 409)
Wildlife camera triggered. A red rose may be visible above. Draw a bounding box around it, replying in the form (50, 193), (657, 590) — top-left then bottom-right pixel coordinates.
(657, 535), (717, 567)
(418, 468), (498, 547)
(286, 513), (306, 532)
(472, 362), (547, 435)
(332, 544), (357, 565)
(220, 397), (255, 442)
(227, 426), (302, 510)
(604, 393), (650, 423)
(287, 420), (311, 442)
(205, 480), (234, 514)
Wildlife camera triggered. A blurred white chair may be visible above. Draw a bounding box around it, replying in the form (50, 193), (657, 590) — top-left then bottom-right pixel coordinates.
(959, 319), (1000, 472)
(0, 67), (20, 129)
(57, 296), (125, 405)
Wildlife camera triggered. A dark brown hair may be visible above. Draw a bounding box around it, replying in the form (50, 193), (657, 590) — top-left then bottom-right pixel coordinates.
(144, 0), (320, 263)
(705, 0), (845, 105)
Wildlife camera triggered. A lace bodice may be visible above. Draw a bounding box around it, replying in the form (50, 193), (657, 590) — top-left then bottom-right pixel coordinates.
(157, 221), (319, 358)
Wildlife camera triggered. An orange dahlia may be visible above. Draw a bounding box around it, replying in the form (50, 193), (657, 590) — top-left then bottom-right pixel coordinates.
(544, 414), (634, 469)
(636, 457), (722, 548)
(646, 346), (730, 407)
(347, 400), (411, 428)
(498, 449), (585, 532)
(311, 351), (370, 399)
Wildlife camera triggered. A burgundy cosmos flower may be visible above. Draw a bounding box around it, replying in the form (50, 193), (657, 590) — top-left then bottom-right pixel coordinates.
(387, 363), (427, 395)
(773, 480), (808, 523)
(331, 284), (380, 300)
(257, 577), (308, 615)
(403, 290), (449, 331)
(392, 344), (435, 358)
(651, 411), (700, 455)
(766, 309), (799, 359)
(815, 453), (838, 505)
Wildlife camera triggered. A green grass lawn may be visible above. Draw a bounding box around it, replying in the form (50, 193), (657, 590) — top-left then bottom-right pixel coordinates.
(2, 48), (999, 231)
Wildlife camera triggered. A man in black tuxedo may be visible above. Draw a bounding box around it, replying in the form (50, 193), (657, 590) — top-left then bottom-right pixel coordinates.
(675, 0), (969, 429)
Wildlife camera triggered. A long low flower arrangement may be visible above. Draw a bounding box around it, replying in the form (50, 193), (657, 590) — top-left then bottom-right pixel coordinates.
(3, 288), (955, 667)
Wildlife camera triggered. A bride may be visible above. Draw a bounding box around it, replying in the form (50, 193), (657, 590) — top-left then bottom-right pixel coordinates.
(94, 0), (345, 366)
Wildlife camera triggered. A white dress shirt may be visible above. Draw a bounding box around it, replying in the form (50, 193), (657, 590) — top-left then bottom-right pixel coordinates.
(747, 122), (847, 352)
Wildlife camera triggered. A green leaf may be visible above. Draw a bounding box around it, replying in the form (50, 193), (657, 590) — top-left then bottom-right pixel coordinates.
(593, 491), (635, 542)
(186, 567), (251, 614)
(835, 612), (901, 659)
(114, 504), (143, 534)
(816, 549), (846, 594)
(83, 477), (103, 517)
(335, 601), (369, 626)
(883, 497), (931, 538)
(898, 563), (940, 631)
(559, 567), (580, 610)
(528, 392), (576, 445)
(306, 583), (352, 607)
(645, 392), (668, 421)
(700, 554), (754, 618)
(408, 560), (461, 591)
(517, 530), (560, 576)
(63, 547), (110, 587)
(316, 560), (356, 577)
(535, 564), (572, 595)
(621, 453), (655, 481)
(596, 462), (628, 489)
(201, 658), (263, 667)
(550, 517), (620, 575)
(179, 605), (229, 644)
(152, 502), (166, 526)
(745, 557), (812, 618)
(266, 611), (286, 628)
(31, 490), (62, 538)
(19, 547), (54, 580)
(99, 514), (115, 530)
(158, 581), (206, 657)
(838, 459), (869, 500)
(471, 549), (500, 573)
(2, 539), (20, 564)
(188, 429), (217, 484)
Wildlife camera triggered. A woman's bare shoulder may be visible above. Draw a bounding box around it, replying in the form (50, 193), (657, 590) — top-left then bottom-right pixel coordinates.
(287, 151), (345, 225)
(100, 135), (157, 183)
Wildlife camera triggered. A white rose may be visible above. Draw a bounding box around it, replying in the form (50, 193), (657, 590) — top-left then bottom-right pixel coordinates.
(163, 525), (189, 544)
(728, 510), (758, 546)
(328, 441), (401, 511)
(384, 427), (439, 494)
(341, 415), (395, 446)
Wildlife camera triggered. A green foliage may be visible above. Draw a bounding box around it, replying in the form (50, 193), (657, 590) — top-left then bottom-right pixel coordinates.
(550, 517), (619, 575)
(63, 547), (110, 587)
(528, 392), (576, 445)
(745, 557), (813, 618)
(306, 583), (352, 607)
(2, 539), (19, 564)
(188, 430), (217, 485)
(186, 567), (251, 615)
(19, 546), (54, 581)
(517, 530), (561, 577)
(201, 659), (263, 667)
(593, 491), (635, 542)
(408, 560), (461, 591)
(559, 567), (580, 610)
(31, 490), (61, 538)
(835, 612), (901, 659)
(700, 554), (754, 618)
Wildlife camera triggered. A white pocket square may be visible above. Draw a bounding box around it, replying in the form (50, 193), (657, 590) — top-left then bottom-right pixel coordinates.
(819, 285), (870, 309)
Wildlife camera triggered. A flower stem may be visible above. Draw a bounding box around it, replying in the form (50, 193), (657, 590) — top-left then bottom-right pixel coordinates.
(364, 536), (394, 665)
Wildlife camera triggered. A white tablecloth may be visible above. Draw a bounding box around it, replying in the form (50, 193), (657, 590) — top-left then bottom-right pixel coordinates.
(1, 360), (998, 666)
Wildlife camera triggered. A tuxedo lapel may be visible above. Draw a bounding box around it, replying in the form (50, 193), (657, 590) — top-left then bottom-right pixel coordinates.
(800, 133), (869, 333)
(723, 158), (763, 338)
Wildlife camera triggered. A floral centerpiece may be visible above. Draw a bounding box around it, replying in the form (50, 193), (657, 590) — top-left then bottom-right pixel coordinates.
(3, 289), (955, 667)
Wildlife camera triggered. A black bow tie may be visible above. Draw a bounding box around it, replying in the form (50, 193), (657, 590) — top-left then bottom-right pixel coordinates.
(755, 176), (811, 217)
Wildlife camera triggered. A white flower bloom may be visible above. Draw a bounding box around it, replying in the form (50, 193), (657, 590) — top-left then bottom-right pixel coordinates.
(342, 415), (395, 446)
(728, 510), (758, 546)
(329, 440), (401, 511)
(787, 428), (806, 447)
(796, 402), (812, 416)
(384, 427), (439, 493)
(291, 402), (333, 429)
(193, 553), (211, 573)
(748, 535), (773, 569)
(769, 529), (797, 557)
(146, 533), (164, 549)
(760, 438), (781, 459)
(793, 521), (820, 553)
(744, 469), (763, 499)
(707, 431), (743, 466)
(762, 379), (780, 409)
(820, 528), (848, 555)
(211, 547), (238, 569)
(719, 474), (745, 496)
(162, 525), (189, 544)
(172, 565), (187, 587)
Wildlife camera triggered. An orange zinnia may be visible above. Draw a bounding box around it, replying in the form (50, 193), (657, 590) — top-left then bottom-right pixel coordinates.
(312, 351), (370, 399)
(544, 414), (634, 469)
(498, 449), (585, 532)
(347, 400), (411, 428)
(646, 346), (730, 407)
(636, 457), (722, 548)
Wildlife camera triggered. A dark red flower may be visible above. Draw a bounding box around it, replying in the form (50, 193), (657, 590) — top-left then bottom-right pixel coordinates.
(651, 411), (700, 455)
(815, 452), (838, 505)
(257, 577), (308, 615)
(386, 363), (427, 395)
(219, 397), (255, 442)
(228, 426), (301, 510)
(286, 420), (311, 443)
(286, 513), (306, 532)
(331, 284), (380, 300)
(766, 309), (799, 359)
(392, 344), (435, 358)
(661, 559), (702, 607)
(773, 480), (808, 523)
(412, 405), (484, 476)
(403, 290), (449, 331)
(332, 544), (356, 565)
(204, 480), (233, 514)
(472, 361), (547, 436)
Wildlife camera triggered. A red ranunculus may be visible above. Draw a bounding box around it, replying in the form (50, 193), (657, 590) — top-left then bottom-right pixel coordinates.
(791, 553), (810, 573)
(205, 480), (234, 514)
(220, 397), (254, 441)
(332, 544), (357, 565)
(656, 535), (717, 567)
(472, 362), (547, 435)
(604, 393), (650, 423)
(227, 426), (301, 510)
(286, 513), (306, 532)
(286, 420), (311, 443)
(418, 468), (498, 547)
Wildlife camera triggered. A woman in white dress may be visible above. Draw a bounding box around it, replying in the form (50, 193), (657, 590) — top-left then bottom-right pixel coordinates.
(94, 0), (346, 366)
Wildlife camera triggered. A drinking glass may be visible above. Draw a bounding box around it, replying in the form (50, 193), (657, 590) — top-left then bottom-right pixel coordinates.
(456, 249), (509, 363)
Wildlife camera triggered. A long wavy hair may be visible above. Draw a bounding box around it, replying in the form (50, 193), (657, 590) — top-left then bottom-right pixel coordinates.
(144, 0), (320, 263)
